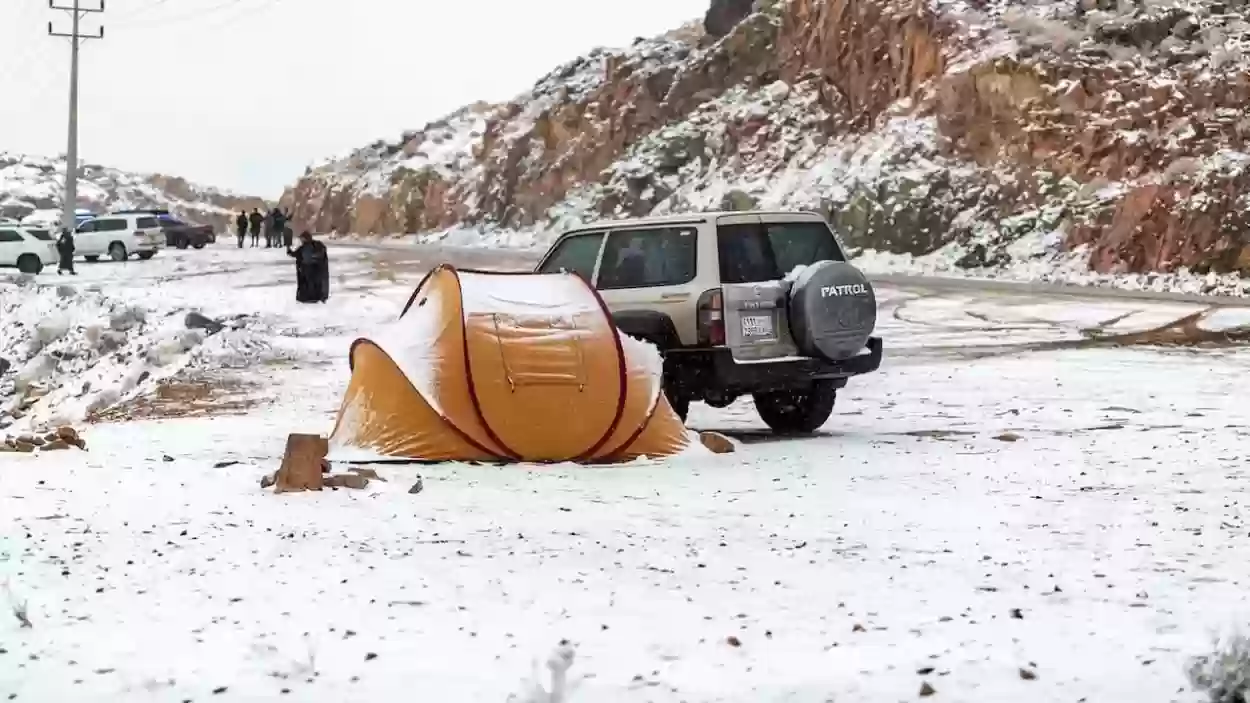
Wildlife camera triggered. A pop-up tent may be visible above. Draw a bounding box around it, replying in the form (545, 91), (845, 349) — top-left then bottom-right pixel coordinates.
(327, 265), (692, 463)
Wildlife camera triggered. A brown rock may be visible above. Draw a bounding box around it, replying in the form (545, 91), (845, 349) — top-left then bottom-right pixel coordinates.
(348, 467), (386, 481)
(699, 431), (736, 454)
(0, 443), (15, 452)
(324, 473), (369, 489)
(16, 435), (42, 447)
(273, 434), (329, 493)
(41, 440), (70, 451)
(56, 426), (79, 442)
(993, 432), (1022, 442)
(72, 438), (86, 450)
(13, 441), (35, 453)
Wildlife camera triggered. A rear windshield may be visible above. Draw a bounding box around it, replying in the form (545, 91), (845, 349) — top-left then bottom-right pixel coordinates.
(716, 221), (845, 284)
(136, 217), (159, 229)
(27, 230), (52, 241)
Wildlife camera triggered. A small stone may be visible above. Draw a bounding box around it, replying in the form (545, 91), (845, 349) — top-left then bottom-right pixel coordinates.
(364, 652), (377, 661)
(409, 477), (424, 494)
(725, 635), (741, 647)
(993, 432), (1021, 442)
(162, 455), (174, 462)
(56, 426), (78, 442)
(698, 431), (735, 454)
(1019, 667), (1037, 680)
(1010, 608), (1023, 619)
(917, 666), (935, 675)
(919, 681), (936, 696)
(260, 472), (277, 489)
(852, 623), (865, 632)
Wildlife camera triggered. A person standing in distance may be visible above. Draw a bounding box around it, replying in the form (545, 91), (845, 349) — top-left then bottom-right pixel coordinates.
(235, 210), (248, 248)
(56, 228), (76, 275)
(248, 208), (263, 247)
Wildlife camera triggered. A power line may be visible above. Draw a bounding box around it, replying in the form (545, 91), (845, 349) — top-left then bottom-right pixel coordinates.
(110, 0), (251, 29)
(48, 0), (104, 233)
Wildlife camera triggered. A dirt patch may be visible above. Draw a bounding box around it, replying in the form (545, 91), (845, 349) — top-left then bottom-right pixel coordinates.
(89, 374), (264, 422)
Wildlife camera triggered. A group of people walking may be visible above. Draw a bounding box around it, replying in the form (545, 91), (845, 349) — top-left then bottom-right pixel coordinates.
(235, 207), (294, 248)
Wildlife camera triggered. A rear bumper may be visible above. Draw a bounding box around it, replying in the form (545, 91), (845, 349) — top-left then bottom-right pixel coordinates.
(665, 336), (883, 399)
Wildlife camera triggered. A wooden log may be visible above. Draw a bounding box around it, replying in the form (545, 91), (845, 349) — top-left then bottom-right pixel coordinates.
(274, 433), (329, 493)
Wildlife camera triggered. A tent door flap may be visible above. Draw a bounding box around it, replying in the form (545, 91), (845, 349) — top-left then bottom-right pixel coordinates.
(491, 313), (587, 391)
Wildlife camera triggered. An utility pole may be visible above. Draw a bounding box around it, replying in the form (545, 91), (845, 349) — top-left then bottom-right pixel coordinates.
(49, 0), (104, 234)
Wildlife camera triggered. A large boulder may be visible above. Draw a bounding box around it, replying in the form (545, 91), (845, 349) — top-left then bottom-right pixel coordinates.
(704, 0), (755, 38)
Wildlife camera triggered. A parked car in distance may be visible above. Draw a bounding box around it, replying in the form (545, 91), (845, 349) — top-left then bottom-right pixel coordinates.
(0, 226), (58, 274)
(157, 214), (215, 249)
(74, 213), (165, 262)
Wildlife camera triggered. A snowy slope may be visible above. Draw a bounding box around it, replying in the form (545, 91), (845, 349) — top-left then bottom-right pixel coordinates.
(0, 152), (267, 231)
(284, 0), (1250, 292)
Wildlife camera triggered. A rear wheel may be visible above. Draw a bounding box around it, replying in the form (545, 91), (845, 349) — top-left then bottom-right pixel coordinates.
(16, 254), (42, 275)
(175, 236), (189, 250)
(191, 242), (205, 250)
(753, 380), (837, 435)
(138, 251), (156, 260)
(109, 242), (127, 262)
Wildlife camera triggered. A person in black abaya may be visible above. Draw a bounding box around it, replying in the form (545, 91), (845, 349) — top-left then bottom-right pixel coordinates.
(287, 231), (329, 303)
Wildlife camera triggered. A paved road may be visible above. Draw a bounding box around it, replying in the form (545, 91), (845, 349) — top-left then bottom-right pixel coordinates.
(332, 240), (1250, 308)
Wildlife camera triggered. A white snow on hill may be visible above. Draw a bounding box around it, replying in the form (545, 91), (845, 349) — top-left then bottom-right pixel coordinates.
(0, 152), (260, 227)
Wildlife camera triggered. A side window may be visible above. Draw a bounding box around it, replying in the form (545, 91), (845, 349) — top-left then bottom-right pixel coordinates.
(28, 230), (53, 241)
(77, 220), (96, 233)
(0, 230), (22, 243)
(96, 219), (126, 232)
(136, 217), (158, 229)
(597, 227), (697, 290)
(717, 223), (778, 284)
(537, 233), (604, 282)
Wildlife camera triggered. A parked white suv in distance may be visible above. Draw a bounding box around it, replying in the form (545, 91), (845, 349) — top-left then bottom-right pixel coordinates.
(0, 226), (58, 274)
(74, 213), (165, 262)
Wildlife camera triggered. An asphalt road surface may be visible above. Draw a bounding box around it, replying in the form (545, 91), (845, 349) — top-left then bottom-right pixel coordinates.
(332, 239), (1250, 308)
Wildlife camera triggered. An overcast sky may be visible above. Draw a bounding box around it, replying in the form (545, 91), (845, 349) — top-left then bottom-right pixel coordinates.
(0, 0), (707, 198)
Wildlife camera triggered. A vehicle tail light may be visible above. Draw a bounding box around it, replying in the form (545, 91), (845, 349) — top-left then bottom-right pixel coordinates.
(696, 288), (724, 346)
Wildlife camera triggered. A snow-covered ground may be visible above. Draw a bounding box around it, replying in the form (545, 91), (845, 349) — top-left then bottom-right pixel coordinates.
(2, 243), (1249, 701)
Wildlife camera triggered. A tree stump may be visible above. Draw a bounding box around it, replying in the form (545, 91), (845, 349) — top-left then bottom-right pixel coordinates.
(274, 433), (329, 493)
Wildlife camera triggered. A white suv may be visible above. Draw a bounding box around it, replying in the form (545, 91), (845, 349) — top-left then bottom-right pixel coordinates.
(0, 226), (58, 274)
(74, 213), (166, 262)
(535, 210), (883, 434)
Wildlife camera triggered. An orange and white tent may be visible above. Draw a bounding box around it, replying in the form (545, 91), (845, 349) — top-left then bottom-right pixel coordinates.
(327, 265), (692, 463)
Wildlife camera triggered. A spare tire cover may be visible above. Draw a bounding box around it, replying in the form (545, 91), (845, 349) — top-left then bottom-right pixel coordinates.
(788, 260), (877, 361)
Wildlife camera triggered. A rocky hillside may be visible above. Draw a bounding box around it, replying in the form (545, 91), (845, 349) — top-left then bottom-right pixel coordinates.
(283, 0), (1250, 277)
(0, 153), (268, 232)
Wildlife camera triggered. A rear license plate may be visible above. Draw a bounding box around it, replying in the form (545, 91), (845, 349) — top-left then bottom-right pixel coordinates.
(741, 314), (774, 338)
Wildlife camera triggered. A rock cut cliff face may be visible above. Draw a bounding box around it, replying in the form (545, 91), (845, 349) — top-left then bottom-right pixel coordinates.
(283, 0), (1250, 277)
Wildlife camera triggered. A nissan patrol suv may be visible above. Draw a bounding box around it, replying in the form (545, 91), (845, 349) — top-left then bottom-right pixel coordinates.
(534, 210), (883, 434)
